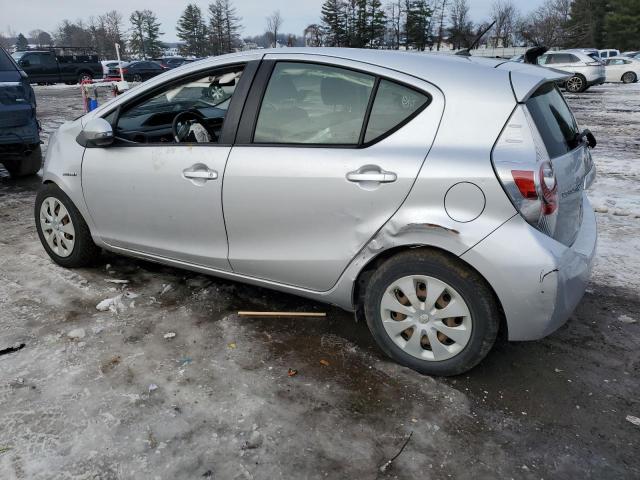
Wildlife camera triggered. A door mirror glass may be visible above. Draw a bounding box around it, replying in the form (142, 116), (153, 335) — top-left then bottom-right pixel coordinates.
(76, 118), (114, 148)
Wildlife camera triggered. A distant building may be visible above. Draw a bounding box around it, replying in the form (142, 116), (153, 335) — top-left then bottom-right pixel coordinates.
(162, 42), (184, 57)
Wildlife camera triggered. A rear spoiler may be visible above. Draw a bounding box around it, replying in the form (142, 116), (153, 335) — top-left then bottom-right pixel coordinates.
(497, 62), (572, 102)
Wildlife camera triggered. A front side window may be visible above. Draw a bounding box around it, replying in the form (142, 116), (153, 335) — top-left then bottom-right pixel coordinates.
(364, 79), (430, 143)
(254, 63), (375, 145)
(526, 82), (579, 158)
(114, 66), (244, 144)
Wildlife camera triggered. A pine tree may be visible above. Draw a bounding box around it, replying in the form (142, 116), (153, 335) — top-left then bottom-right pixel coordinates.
(208, 0), (242, 55)
(129, 10), (163, 58)
(129, 11), (147, 58)
(142, 10), (164, 58)
(406, 0), (433, 50)
(177, 4), (207, 56)
(565, 0), (607, 48)
(605, 0), (640, 50)
(321, 0), (347, 46)
(16, 33), (29, 51)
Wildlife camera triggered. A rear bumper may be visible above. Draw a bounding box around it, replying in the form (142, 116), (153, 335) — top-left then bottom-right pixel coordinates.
(461, 194), (597, 341)
(587, 75), (606, 86)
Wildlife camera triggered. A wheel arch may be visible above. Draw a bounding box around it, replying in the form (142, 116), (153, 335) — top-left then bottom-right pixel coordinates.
(351, 244), (508, 339)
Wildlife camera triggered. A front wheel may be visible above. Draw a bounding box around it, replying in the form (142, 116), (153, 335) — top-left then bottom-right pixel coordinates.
(622, 71), (637, 84)
(35, 183), (101, 268)
(132, 74), (143, 82)
(565, 74), (587, 93)
(363, 250), (500, 376)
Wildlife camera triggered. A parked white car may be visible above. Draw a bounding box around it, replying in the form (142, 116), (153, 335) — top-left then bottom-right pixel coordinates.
(604, 57), (640, 83)
(100, 60), (125, 78)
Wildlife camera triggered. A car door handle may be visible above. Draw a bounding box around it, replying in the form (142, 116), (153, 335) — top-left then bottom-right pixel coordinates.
(182, 165), (218, 181)
(346, 167), (397, 184)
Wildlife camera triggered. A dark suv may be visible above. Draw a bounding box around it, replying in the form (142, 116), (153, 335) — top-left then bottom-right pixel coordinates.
(0, 47), (41, 177)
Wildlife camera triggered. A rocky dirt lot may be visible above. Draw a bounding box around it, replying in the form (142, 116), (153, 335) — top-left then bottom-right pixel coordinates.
(0, 83), (638, 479)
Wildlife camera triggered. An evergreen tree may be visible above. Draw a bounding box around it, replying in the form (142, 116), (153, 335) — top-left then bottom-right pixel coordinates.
(605, 0), (640, 50)
(208, 0), (242, 55)
(406, 0), (433, 50)
(129, 10), (164, 58)
(321, 0), (348, 46)
(129, 11), (147, 58)
(16, 33), (29, 50)
(565, 0), (607, 48)
(177, 4), (207, 56)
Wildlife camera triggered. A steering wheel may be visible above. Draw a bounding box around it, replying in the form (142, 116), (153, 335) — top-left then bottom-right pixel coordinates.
(171, 110), (216, 143)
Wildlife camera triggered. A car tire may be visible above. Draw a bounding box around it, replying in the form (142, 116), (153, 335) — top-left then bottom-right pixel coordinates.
(565, 74), (587, 93)
(2, 145), (43, 177)
(622, 71), (637, 84)
(363, 249), (500, 376)
(35, 183), (101, 268)
(133, 74), (142, 82)
(77, 71), (92, 84)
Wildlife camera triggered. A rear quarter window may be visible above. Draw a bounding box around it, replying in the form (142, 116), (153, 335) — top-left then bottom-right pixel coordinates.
(526, 82), (580, 158)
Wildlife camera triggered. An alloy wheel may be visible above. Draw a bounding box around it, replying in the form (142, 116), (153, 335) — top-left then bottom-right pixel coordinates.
(379, 275), (472, 361)
(566, 76), (584, 93)
(622, 72), (636, 84)
(39, 197), (75, 258)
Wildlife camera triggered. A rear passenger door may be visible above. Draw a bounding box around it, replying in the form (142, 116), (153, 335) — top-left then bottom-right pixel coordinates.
(223, 55), (444, 291)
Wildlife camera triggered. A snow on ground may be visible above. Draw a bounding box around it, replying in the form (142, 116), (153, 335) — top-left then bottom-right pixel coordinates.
(566, 82), (640, 291)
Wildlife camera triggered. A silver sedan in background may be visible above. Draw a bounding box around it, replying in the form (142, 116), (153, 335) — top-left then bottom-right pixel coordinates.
(36, 49), (597, 375)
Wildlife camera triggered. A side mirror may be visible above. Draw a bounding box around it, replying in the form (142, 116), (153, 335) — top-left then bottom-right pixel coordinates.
(20, 59), (30, 67)
(76, 118), (114, 148)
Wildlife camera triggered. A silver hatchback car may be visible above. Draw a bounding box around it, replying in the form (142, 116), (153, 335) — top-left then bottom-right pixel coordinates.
(36, 49), (597, 376)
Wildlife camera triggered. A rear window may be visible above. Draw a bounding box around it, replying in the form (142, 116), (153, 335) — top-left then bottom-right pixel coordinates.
(0, 48), (17, 71)
(526, 82), (579, 158)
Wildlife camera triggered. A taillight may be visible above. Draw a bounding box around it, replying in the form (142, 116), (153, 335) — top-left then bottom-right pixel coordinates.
(539, 161), (558, 215)
(120, 68), (128, 74)
(492, 105), (558, 237)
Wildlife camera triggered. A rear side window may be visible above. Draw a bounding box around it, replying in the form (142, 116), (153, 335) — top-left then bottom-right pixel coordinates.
(364, 79), (430, 143)
(254, 63), (375, 144)
(526, 82), (579, 158)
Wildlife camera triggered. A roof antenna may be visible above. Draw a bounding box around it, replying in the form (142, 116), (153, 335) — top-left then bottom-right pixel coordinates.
(456, 21), (496, 57)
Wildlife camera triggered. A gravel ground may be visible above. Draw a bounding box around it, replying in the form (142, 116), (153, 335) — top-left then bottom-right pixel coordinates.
(0, 83), (638, 480)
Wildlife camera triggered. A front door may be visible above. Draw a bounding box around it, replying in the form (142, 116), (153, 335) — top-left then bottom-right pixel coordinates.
(82, 62), (252, 270)
(223, 57), (444, 291)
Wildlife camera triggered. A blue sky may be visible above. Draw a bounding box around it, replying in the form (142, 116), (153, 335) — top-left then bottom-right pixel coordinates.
(2, 0), (544, 42)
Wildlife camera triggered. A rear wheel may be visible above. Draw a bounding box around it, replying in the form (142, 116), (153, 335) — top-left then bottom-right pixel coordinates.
(35, 183), (101, 268)
(622, 71), (637, 84)
(565, 74), (587, 93)
(2, 145), (42, 177)
(363, 250), (500, 376)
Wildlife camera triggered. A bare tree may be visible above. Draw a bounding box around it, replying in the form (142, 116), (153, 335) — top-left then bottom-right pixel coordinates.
(386, 0), (404, 49)
(518, 0), (571, 46)
(491, 0), (519, 47)
(435, 0), (448, 51)
(266, 10), (283, 47)
(448, 0), (474, 49)
(304, 24), (325, 46)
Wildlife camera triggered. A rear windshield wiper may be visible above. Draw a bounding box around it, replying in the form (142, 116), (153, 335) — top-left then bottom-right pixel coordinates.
(574, 128), (597, 149)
